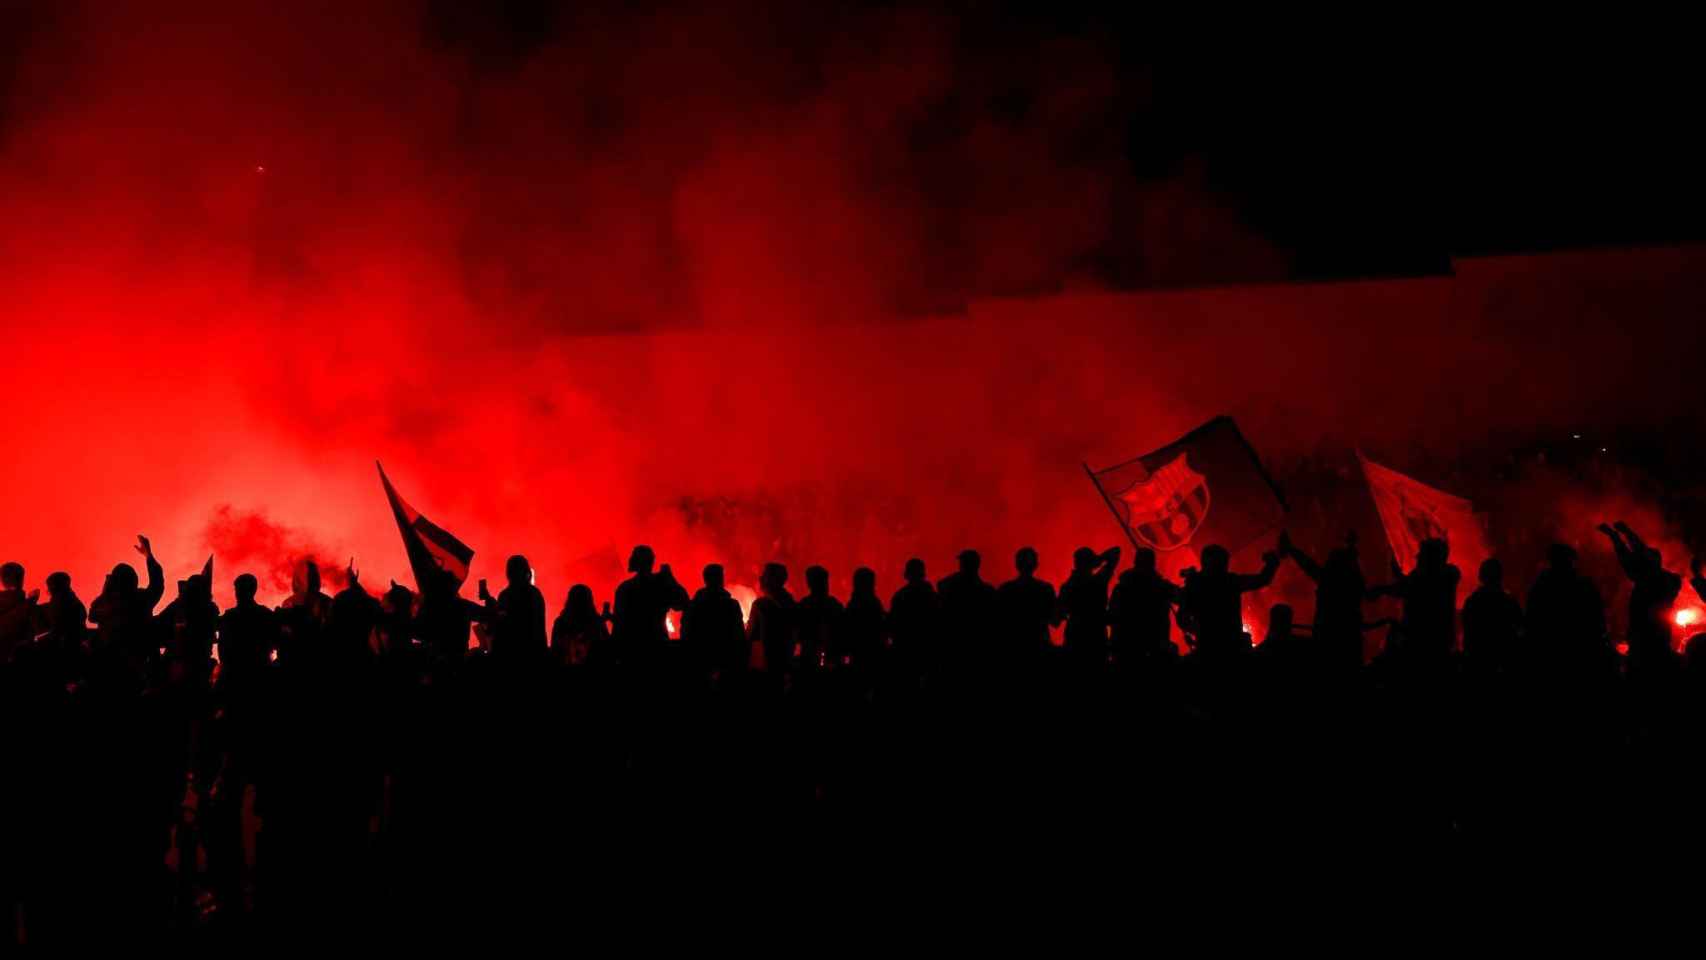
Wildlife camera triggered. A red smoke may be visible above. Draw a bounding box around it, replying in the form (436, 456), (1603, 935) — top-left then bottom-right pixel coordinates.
(202, 506), (350, 596)
(2, 3), (1704, 631)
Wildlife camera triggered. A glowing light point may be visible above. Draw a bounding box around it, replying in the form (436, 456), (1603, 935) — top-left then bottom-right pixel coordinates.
(1676, 607), (1702, 630)
(255, 164), (266, 174)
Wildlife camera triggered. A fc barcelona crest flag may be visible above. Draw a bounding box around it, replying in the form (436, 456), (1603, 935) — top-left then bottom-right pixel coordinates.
(1087, 416), (1286, 554)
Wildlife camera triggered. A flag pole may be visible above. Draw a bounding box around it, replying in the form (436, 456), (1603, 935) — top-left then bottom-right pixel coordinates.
(1083, 462), (1145, 553)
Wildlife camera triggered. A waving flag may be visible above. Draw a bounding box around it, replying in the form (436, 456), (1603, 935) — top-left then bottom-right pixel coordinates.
(1087, 416), (1286, 555)
(377, 462), (474, 591)
(1359, 453), (1489, 586)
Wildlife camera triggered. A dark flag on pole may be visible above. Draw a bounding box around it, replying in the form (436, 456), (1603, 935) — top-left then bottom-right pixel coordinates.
(377, 461), (475, 591)
(1086, 416), (1286, 555)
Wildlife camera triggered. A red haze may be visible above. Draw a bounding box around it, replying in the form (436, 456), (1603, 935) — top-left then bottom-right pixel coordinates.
(3, 4), (1705, 630)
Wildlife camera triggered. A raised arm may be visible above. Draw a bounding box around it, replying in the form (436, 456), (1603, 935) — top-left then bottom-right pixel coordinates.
(1279, 531), (1322, 582)
(1235, 548), (1283, 593)
(1098, 546), (1122, 575)
(1615, 521), (1652, 556)
(1599, 523), (1640, 580)
(137, 535), (165, 612)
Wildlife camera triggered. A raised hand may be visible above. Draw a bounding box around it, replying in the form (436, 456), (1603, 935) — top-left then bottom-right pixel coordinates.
(134, 534), (153, 558)
(347, 557), (360, 585)
(1597, 523), (1617, 538)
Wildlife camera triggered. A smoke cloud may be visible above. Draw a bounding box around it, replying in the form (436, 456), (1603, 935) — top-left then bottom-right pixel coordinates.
(2, 2), (1704, 629)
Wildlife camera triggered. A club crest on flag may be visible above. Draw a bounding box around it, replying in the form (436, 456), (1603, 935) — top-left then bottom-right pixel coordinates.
(1113, 453), (1210, 551)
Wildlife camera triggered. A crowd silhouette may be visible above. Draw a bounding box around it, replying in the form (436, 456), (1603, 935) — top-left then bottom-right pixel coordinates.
(5, 519), (1706, 944)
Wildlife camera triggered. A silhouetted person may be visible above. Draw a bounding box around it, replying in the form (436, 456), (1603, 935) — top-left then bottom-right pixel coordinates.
(329, 561), (383, 668)
(747, 562), (796, 677)
(1600, 521), (1683, 670)
(1059, 546), (1121, 669)
(88, 535), (164, 675)
(1526, 543), (1608, 672)
(157, 566), (219, 681)
(376, 580), (417, 659)
(553, 584), (611, 667)
(1368, 538), (1461, 662)
(1462, 558), (1522, 674)
(997, 547), (1057, 666)
(1179, 542), (1281, 658)
(0, 561), (39, 665)
(612, 546), (688, 669)
(937, 550), (997, 673)
(38, 571), (86, 683)
(414, 567), (485, 664)
(1256, 603), (1311, 669)
(683, 565), (743, 677)
(218, 573), (278, 692)
(1280, 530), (1367, 671)
(1107, 548), (1180, 666)
(278, 558), (332, 665)
(842, 567), (885, 669)
(888, 558), (939, 680)
(481, 554), (547, 662)
(796, 565), (844, 673)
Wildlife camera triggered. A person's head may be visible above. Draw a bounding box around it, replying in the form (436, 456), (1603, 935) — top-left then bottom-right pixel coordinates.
(702, 563), (725, 590)
(1546, 543), (1578, 572)
(1200, 545), (1230, 574)
(761, 562), (788, 594)
(234, 573), (259, 604)
(506, 554), (532, 587)
(1418, 538), (1449, 568)
(627, 545), (655, 575)
(45, 571), (71, 597)
(1132, 548), (1157, 575)
(385, 581), (415, 615)
(1072, 547), (1097, 572)
(1478, 558), (1503, 589)
(0, 562), (22, 591)
(852, 567), (876, 596)
(806, 565), (829, 595)
(566, 583), (595, 617)
(957, 550), (980, 576)
(107, 562), (138, 594)
(1267, 603), (1295, 636)
(292, 558), (321, 596)
(1014, 547), (1038, 576)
